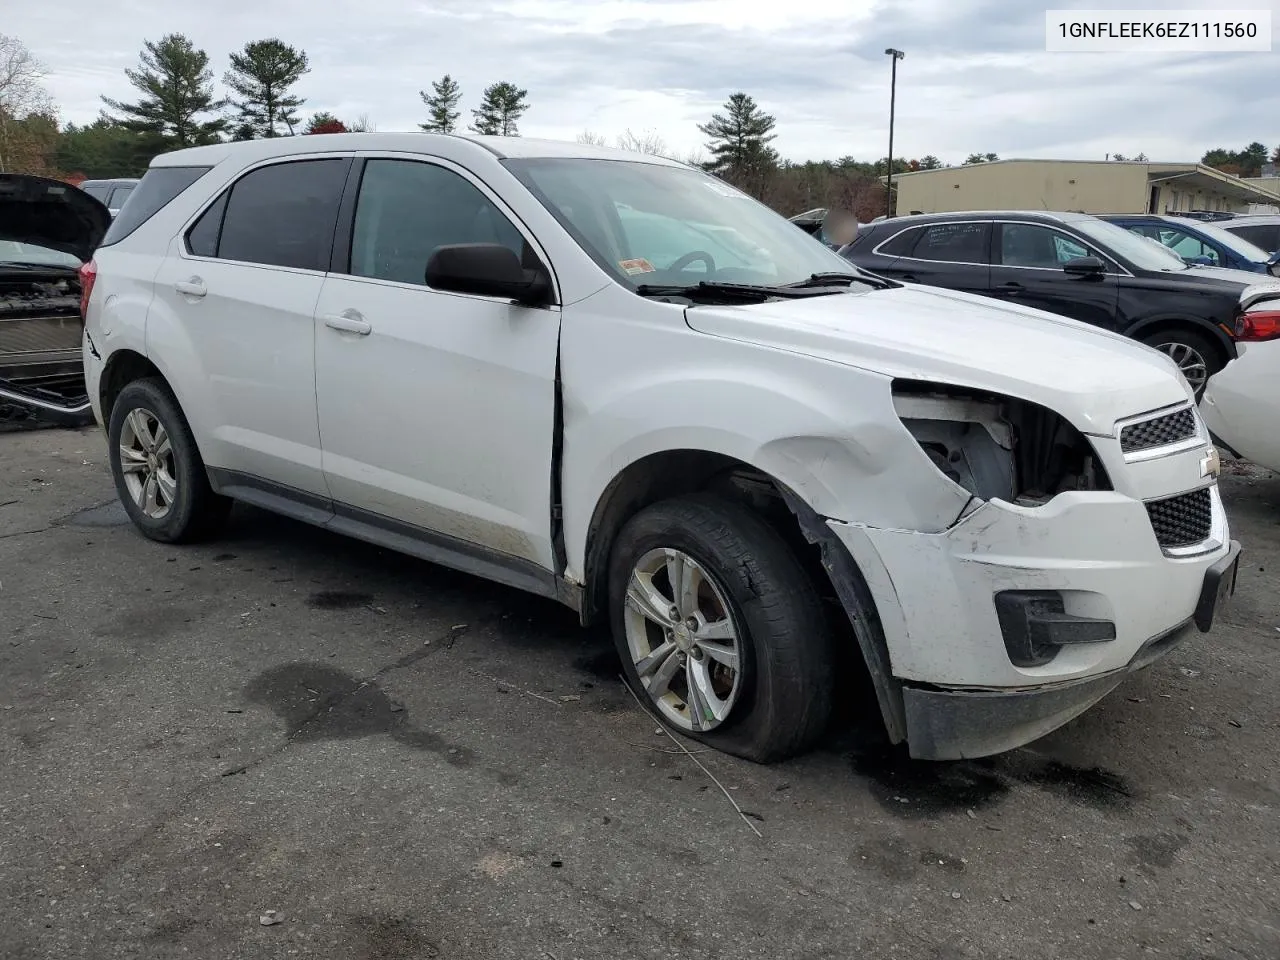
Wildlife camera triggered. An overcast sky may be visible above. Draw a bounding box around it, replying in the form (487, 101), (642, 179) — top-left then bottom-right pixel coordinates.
(9, 0), (1277, 165)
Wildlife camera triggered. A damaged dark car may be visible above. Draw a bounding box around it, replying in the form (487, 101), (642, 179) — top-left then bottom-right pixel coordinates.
(0, 173), (108, 424)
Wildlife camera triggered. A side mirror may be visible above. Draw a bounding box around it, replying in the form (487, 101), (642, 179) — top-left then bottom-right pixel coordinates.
(425, 243), (552, 306)
(1063, 256), (1106, 278)
(1185, 255), (1214, 266)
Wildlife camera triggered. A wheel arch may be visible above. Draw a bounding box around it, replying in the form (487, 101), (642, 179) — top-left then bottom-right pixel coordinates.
(1121, 315), (1235, 365)
(576, 447), (907, 744)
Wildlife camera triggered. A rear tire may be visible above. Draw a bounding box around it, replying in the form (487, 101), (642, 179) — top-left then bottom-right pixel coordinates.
(608, 493), (835, 763)
(107, 378), (230, 543)
(1140, 328), (1224, 398)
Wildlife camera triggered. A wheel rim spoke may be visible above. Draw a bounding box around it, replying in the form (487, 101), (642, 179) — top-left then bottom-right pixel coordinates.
(696, 636), (739, 671)
(153, 423), (171, 459)
(635, 641), (677, 679)
(687, 658), (730, 727)
(646, 646), (683, 699)
(626, 569), (675, 627)
(155, 468), (178, 506)
(667, 551), (702, 618)
(142, 473), (162, 515)
(119, 446), (148, 473)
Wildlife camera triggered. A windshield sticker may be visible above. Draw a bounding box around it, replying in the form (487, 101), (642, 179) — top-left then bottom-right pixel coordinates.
(619, 258), (656, 275)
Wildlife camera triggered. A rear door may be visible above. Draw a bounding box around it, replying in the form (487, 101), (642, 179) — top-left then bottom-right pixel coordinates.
(149, 156), (350, 498)
(1226, 222), (1280, 255)
(989, 221), (1121, 330)
(867, 220), (991, 295)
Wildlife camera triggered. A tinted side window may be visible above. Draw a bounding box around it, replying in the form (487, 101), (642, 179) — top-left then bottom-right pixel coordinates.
(186, 192), (228, 258)
(1000, 223), (1092, 268)
(1229, 224), (1280, 253)
(913, 222), (989, 263)
(876, 225), (924, 256)
(80, 184), (110, 202)
(217, 159), (348, 271)
(348, 159), (524, 286)
(101, 167), (211, 246)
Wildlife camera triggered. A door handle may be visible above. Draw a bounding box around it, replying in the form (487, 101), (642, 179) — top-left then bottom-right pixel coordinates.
(899, 273), (918, 283)
(997, 281), (1025, 294)
(174, 278), (206, 298)
(323, 312), (372, 336)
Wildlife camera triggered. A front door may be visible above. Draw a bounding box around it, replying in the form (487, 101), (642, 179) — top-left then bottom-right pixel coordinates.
(988, 221), (1121, 331)
(313, 156), (562, 568)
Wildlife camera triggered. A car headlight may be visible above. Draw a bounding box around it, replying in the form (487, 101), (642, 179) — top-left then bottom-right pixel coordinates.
(891, 381), (1111, 506)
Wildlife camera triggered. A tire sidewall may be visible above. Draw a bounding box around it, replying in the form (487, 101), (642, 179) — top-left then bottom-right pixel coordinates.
(107, 380), (203, 543)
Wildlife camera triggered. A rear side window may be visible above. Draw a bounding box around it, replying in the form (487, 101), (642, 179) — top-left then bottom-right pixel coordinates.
(186, 192), (228, 258)
(913, 222), (990, 263)
(80, 183), (110, 202)
(100, 167), (211, 246)
(876, 226), (925, 257)
(216, 159), (348, 271)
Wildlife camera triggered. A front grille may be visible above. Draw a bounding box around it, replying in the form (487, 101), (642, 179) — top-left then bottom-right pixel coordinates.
(1120, 407), (1198, 454)
(1146, 488), (1213, 549)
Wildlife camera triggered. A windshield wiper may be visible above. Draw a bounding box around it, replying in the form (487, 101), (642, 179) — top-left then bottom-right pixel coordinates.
(785, 271), (895, 290)
(635, 279), (862, 303)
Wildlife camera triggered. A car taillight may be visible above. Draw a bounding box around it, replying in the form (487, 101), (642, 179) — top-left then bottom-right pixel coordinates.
(78, 259), (97, 319)
(1235, 308), (1280, 342)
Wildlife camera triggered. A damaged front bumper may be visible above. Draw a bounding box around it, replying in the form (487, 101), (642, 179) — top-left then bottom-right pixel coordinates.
(829, 491), (1238, 761)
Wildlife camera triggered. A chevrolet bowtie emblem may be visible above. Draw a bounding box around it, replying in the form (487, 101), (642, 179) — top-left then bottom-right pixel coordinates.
(1201, 447), (1222, 479)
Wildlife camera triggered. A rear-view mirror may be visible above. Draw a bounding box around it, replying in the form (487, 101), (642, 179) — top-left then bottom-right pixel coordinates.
(425, 243), (552, 306)
(1063, 256), (1106, 277)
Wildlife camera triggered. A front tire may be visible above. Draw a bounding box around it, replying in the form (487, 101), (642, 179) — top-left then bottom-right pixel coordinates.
(608, 494), (835, 763)
(107, 378), (230, 543)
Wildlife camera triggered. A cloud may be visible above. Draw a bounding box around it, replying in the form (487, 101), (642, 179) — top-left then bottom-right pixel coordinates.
(7, 0), (1276, 165)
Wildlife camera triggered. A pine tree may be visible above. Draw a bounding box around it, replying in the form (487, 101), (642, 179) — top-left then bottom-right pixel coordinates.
(470, 82), (528, 136)
(419, 74), (462, 133)
(223, 39), (309, 138)
(919, 155), (943, 169)
(697, 92), (778, 176)
(101, 34), (226, 147)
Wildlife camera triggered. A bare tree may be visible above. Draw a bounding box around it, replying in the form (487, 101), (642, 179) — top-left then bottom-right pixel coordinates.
(576, 130), (609, 147)
(0, 34), (54, 172)
(349, 113), (375, 132)
(616, 127), (668, 157)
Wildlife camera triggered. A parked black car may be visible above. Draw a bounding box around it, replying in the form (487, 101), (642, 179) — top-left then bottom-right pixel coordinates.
(839, 210), (1280, 394)
(0, 173), (108, 423)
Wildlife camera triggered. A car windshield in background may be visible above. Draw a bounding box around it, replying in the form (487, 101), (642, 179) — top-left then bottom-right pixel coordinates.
(1072, 217), (1190, 272)
(1187, 220), (1274, 262)
(0, 239), (81, 269)
(502, 158), (859, 290)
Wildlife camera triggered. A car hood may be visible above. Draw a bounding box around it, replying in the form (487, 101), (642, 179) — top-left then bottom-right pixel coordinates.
(684, 284), (1191, 436)
(1178, 263), (1280, 287)
(0, 174), (110, 263)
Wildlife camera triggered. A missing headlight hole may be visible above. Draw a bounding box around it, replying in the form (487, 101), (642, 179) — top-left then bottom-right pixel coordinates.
(892, 381), (1111, 506)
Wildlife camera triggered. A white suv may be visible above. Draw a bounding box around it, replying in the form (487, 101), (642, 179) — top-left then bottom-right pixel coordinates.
(80, 134), (1240, 762)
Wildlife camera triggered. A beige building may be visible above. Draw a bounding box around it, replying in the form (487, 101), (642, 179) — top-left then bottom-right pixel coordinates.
(887, 159), (1280, 217)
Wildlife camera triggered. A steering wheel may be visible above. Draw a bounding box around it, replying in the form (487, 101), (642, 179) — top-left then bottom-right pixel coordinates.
(669, 251), (716, 274)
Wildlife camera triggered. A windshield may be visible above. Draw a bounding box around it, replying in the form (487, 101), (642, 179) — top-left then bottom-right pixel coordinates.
(1183, 220), (1273, 263)
(1072, 217), (1190, 272)
(502, 158), (858, 290)
(0, 239), (81, 269)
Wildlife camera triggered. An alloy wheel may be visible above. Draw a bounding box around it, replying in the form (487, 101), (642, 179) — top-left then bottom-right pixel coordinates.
(1155, 341), (1209, 394)
(118, 406), (177, 520)
(622, 547), (742, 732)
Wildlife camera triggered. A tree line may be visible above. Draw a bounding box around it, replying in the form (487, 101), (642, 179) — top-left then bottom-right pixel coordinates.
(2, 31), (1276, 220)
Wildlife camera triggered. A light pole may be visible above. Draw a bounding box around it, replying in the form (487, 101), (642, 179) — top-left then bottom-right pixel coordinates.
(884, 47), (905, 218)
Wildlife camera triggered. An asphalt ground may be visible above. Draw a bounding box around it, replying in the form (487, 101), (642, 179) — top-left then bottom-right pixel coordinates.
(2, 423), (1278, 960)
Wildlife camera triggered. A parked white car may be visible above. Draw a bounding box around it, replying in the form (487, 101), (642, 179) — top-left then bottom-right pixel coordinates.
(80, 134), (1240, 762)
(1200, 294), (1280, 472)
